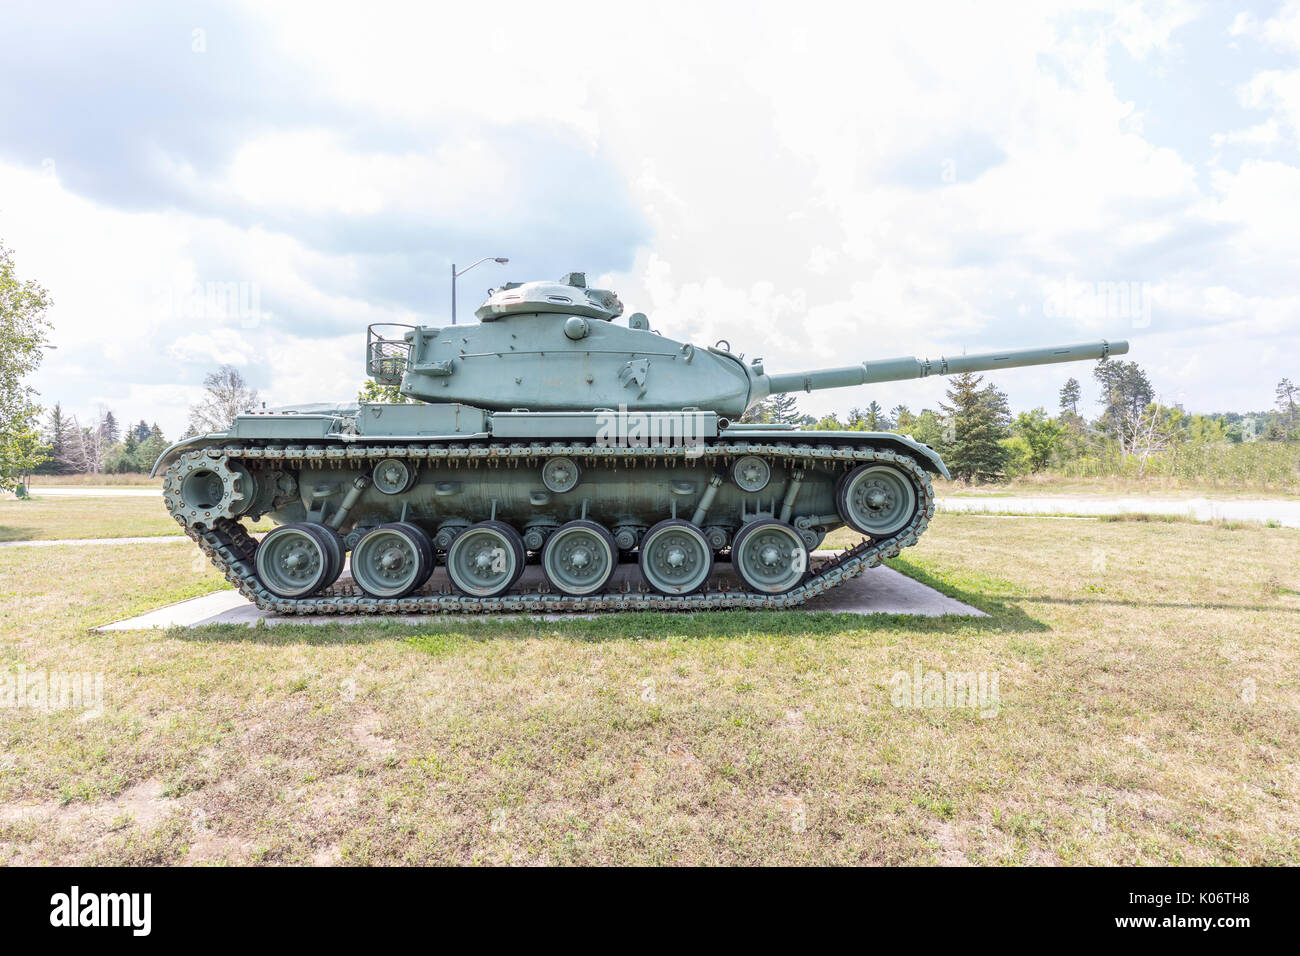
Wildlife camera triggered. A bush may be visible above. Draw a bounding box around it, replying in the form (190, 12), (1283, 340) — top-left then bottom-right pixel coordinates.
(1054, 441), (1300, 492)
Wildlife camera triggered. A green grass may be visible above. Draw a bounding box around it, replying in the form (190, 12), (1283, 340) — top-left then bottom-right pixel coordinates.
(0, 496), (178, 542)
(0, 496), (273, 542)
(20, 472), (162, 488)
(1, 513), (1297, 865)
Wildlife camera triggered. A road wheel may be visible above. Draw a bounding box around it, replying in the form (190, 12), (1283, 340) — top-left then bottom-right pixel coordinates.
(541, 520), (618, 596)
(836, 463), (918, 537)
(638, 519), (712, 595)
(732, 519), (808, 595)
(256, 523), (343, 598)
(445, 521), (525, 598)
(351, 522), (435, 598)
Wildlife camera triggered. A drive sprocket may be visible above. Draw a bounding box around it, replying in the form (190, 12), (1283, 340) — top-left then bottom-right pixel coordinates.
(163, 450), (255, 529)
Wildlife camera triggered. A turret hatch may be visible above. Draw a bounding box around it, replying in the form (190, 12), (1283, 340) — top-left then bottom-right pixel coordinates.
(474, 272), (624, 322)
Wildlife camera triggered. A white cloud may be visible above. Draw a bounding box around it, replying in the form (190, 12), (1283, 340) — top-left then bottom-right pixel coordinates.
(1230, 0), (1300, 51)
(1226, 1), (1300, 144)
(4, 0), (1298, 438)
(1213, 118), (1281, 148)
(1113, 0), (1205, 60)
(221, 130), (517, 218)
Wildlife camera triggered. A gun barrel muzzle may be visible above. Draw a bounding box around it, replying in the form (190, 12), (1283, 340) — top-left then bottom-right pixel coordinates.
(762, 339), (1128, 395)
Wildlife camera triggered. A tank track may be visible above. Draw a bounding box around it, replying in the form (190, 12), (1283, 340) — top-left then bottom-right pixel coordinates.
(165, 440), (935, 615)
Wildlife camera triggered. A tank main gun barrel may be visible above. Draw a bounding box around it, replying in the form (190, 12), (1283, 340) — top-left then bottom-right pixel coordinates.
(758, 339), (1128, 398)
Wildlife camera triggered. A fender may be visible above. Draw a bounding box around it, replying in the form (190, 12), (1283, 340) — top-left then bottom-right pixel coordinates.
(717, 427), (950, 479)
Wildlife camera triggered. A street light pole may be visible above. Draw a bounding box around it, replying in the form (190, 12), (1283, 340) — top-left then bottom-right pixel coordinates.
(451, 256), (509, 324)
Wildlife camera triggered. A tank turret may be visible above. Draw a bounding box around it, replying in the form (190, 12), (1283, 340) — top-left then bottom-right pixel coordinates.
(370, 272), (1126, 418)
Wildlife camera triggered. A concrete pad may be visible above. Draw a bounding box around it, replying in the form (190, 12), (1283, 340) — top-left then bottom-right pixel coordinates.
(799, 564), (984, 616)
(95, 554), (985, 630)
(98, 589), (254, 630)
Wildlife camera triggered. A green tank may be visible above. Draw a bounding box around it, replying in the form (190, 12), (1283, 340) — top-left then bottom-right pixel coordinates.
(154, 272), (1128, 613)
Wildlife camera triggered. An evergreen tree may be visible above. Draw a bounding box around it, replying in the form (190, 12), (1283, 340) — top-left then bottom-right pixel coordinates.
(891, 405), (915, 432)
(1059, 377), (1080, 416)
(99, 409), (119, 444)
(131, 419), (152, 442)
(769, 392), (800, 424)
(137, 433), (169, 470)
(1276, 378), (1299, 439)
(938, 372), (1011, 482)
(104, 431), (140, 474)
(39, 402), (72, 474)
(739, 394), (801, 425)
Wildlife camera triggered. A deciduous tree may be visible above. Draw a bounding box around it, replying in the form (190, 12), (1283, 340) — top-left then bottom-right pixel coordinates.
(1094, 359), (1153, 457)
(186, 365), (259, 437)
(1009, 408), (1065, 472)
(0, 242), (53, 490)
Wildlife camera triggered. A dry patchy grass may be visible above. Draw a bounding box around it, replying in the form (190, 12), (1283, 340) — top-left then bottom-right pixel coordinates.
(22, 473), (163, 488)
(0, 496), (273, 542)
(0, 516), (1297, 865)
(1, 497), (178, 542)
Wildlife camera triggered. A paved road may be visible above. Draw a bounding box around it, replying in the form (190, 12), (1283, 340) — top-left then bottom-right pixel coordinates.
(937, 495), (1300, 528)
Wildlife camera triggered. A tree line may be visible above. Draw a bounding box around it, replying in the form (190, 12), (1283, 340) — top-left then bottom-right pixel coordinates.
(35, 365), (261, 475)
(742, 363), (1300, 483)
(35, 405), (169, 475)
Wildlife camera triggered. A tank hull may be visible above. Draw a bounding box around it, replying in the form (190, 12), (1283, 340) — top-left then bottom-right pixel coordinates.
(277, 459), (841, 542)
(158, 425), (940, 612)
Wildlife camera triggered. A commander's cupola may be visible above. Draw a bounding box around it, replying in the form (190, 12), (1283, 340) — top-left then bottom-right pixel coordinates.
(474, 272), (624, 322)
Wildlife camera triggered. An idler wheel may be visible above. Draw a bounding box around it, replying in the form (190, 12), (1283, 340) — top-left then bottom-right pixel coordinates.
(541, 520), (618, 596)
(638, 519), (712, 595)
(835, 464), (918, 537)
(445, 521), (525, 598)
(731, 519), (809, 595)
(351, 522), (435, 599)
(255, 523), (344, 598)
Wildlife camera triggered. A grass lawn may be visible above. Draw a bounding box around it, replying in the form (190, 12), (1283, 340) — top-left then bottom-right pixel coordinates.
(20, 473), (163, 488)
(0, 514), (1296, 865)
(0, 496), (273, 542)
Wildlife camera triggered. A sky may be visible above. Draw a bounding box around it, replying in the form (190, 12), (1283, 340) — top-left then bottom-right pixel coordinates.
(2, 0), (1298, 439)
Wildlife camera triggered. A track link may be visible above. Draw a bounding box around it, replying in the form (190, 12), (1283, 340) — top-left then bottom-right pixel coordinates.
(166, 439), (935, 614)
